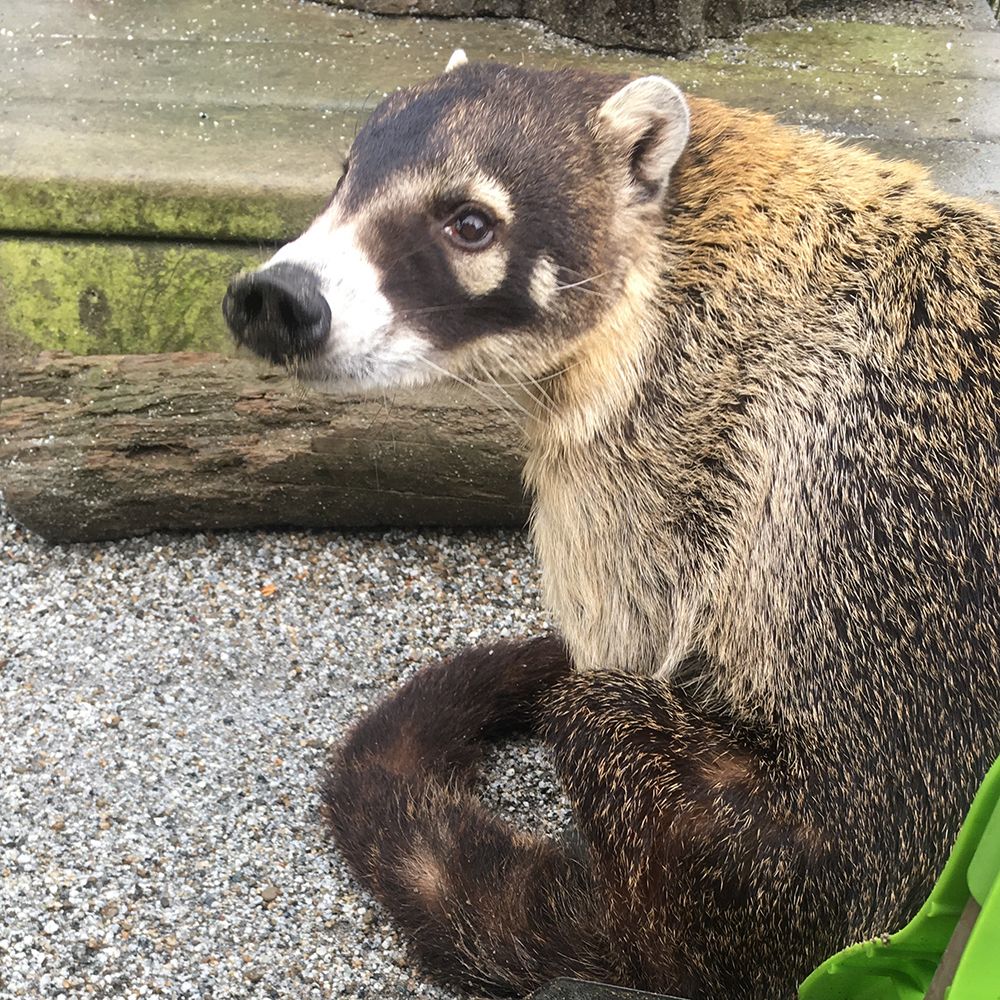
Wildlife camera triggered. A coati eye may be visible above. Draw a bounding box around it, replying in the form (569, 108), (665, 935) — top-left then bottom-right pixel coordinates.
(444, 206), (495, 251)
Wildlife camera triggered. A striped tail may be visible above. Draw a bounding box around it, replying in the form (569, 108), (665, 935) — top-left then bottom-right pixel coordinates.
(323, 636), (614, 995)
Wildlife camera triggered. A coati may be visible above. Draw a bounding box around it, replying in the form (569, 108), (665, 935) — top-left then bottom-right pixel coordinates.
(223, 52), (1000, 999)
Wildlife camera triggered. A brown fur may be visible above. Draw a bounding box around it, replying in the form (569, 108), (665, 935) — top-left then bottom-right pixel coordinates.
(235, 65), (1000, 999)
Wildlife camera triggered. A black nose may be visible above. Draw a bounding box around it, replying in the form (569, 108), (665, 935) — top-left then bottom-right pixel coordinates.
(223, 262), (331, 365)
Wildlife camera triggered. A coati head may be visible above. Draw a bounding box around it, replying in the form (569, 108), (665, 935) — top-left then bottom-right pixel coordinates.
(223, 53), (690, 395)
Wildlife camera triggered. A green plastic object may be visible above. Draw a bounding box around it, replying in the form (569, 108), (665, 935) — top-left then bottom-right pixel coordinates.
(799, 756), (1000, 1000)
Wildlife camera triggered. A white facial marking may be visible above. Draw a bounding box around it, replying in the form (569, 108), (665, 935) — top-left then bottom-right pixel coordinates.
(357, 170), (514, 228)
(449, 243), (509, 298)
(465, 175), (514, 224)
(262, 216), (434, 390)
(529, 255), (558, 310)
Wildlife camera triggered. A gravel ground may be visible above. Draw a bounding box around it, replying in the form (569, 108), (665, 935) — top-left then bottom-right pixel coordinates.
(4, 2), (991, 996)
(0, 498), (569, 999)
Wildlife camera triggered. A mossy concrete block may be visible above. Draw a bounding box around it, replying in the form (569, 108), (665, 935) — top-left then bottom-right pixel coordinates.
(729, 21), (1000, 82)
(0, 99), (355, 242)
(0, 173), (323, 245)
(3, 1), (998, 245)
(0, 239), (264, 355)
(1, 0), (997, 357)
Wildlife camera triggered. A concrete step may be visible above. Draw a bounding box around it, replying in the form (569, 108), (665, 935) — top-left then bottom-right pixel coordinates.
(1, 0), (998, 355)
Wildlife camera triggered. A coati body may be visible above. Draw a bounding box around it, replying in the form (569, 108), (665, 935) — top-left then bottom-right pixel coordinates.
(223, 54), (1000, 999)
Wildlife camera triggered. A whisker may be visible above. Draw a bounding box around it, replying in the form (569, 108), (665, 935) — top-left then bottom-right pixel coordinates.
(498, 362), (557, 419)
(553, 272), (612, 299)
(557, 284), (612, 299)
(375, 232), (447, 272)
(516, 364), (560, 418)
(412, 355), (524, 427)
(466, 353), (588, 390)
(480, 366), (540, 422)
(353, 90), (380, 139)
(535, 355), (589, 382)
(556, 271), (609, 290)
(397, 301), (471, 319)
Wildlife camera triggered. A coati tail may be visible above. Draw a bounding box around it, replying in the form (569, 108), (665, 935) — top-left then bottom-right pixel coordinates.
(326, 639), (833, 999)
(323, 636), (614, 995)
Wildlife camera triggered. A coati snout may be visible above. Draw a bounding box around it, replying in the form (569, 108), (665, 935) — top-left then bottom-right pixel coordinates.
(223, 56), (690, 394)
(223, 262), (330, 365)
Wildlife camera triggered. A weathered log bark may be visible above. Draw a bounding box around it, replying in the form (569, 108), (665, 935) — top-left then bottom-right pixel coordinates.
(0, 351), (529, 542)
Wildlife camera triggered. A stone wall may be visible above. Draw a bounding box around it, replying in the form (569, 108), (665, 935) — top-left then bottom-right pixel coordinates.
(323, 0), (799, 53)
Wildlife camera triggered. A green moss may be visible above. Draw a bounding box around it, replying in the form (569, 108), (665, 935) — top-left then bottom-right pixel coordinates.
(0, 238), (266, 355)
(727, 22), (1000, 82)
(0, 176), (317, 243)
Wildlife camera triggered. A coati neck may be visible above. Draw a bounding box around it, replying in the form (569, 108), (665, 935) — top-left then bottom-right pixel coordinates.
(520, 98), (877, 688)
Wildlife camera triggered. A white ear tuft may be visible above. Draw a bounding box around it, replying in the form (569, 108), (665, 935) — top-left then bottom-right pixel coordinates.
(444, 48), (469, 73)
(596, 76), (690, 202)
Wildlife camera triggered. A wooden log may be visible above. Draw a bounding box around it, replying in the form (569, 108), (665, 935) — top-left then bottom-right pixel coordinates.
(0, 351), (529, 542)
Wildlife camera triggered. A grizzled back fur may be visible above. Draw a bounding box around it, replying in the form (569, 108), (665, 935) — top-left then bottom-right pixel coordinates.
(225, 59), (1000, 1000)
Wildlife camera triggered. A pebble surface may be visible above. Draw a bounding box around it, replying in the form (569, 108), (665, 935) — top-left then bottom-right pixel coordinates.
(3, 2), (990, 995)
(0, 499), (570, 999)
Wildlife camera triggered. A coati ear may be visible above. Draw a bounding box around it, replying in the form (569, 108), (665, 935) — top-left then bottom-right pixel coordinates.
(595, 76), (690, 203)
(444, 48), (469, 73)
